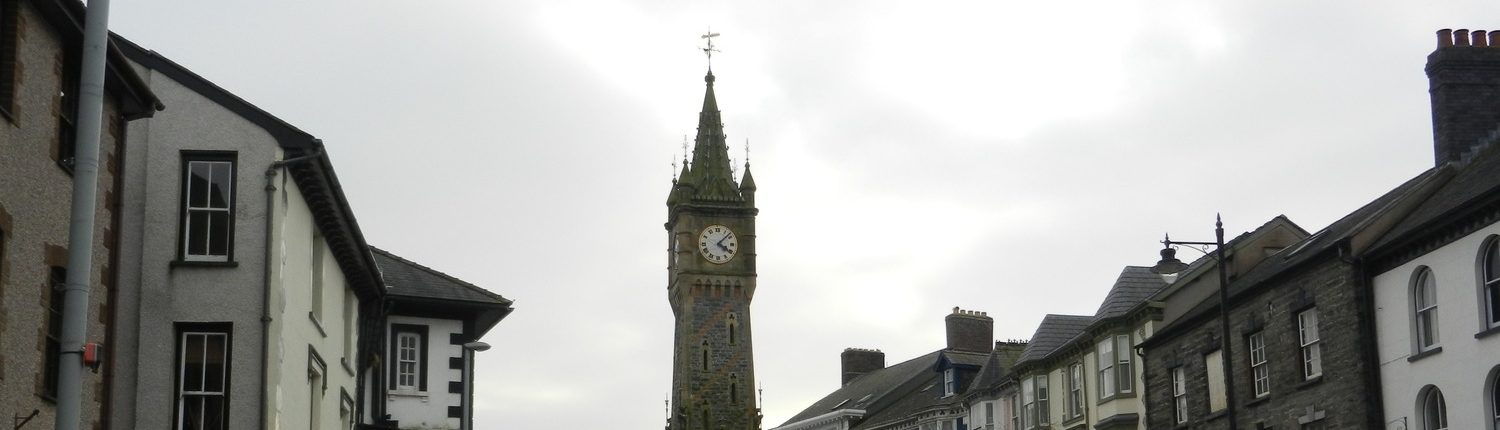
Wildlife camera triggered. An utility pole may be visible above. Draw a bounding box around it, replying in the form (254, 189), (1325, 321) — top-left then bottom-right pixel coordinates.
(56, 0), (112, 429)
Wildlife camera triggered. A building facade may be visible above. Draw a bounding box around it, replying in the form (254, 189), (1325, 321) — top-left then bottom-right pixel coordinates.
(0, 0), (156, 428)
(1364, 29), (1500, 430)
(109, 37), (385, 430)
(371, 247), (513, 430)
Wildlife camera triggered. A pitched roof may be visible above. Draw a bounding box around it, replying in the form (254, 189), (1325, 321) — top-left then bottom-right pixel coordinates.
(1092, 266), (1167, 322)
(372, 247), (510, 305)
(1371, 141), (1500, 254)
(781, 351), (942, 426)
(1015, 315), (1093, 365)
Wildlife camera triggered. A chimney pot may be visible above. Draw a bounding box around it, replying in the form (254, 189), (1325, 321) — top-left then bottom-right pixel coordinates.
(1475, 29), (1489, 47)
(1426, 27), (1500, 166)
(1439, 29), (1454, 48)
(1456, 30), (1472, 46)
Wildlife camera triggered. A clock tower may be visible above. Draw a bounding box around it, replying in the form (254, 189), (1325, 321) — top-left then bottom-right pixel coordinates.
(664, 66), (761, 430)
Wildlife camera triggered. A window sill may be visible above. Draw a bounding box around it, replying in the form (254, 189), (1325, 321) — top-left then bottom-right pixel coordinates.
(1061, 415), (1086, 428)
(1205, 410), (1227, 422)
(1475, 325), (1500, 340)
(308, 312), (327, 337)
(388, 391), (428, 399)
(171, 260), (239, 268)
(1295, 375), (1323, 391)
(1245, 394), (1270, 407)
(1097, 391), (1137, 404)
(341, 357), (356, 377)
(1407, 346), (1442, 363)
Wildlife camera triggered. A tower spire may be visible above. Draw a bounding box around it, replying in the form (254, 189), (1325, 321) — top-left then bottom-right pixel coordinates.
(679, 31), (744, 204)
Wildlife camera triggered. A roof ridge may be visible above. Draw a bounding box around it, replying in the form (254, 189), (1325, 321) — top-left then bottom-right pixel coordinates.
(370, 246), (509, 302)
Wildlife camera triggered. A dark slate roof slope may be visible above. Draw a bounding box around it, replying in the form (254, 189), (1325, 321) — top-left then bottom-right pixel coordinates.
(1092, 266), (1167, 322)
(372, 247), (510, 305)
(1372, 141), (1500, 252)
(1016, 315), (1092, 364)
(1147, 168), (1444, 344)
(781, 351), (942, 426)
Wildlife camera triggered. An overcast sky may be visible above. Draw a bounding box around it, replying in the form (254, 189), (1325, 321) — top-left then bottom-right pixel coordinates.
(109, 1), (1500, 428)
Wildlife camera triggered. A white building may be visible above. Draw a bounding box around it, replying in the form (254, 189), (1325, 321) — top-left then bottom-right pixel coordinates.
(370, 248), (513, 430)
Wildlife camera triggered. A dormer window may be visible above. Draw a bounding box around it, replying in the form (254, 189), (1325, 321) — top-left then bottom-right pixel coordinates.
(943, 368), (957, 396)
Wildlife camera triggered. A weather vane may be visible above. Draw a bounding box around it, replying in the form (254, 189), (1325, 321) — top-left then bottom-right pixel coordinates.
(701, 29), (721, 69)
(681, 134), (690, 163)
(745, 138), (751, 165)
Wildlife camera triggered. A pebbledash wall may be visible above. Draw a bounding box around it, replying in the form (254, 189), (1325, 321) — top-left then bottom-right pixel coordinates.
(0, 0), (144, 428)
(111, 50), (278, 429)
(385, 315), (465, 429)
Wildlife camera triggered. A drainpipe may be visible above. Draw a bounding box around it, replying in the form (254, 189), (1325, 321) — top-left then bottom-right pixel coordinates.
(260, 144), (323, 429)
(55, 1), (112, 429)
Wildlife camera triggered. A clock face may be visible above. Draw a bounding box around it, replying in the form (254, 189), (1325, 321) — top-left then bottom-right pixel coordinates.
(698, 224), (738, 264)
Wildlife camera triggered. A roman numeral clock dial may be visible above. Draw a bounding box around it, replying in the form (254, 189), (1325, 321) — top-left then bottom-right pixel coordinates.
(697, 224), (738, 264)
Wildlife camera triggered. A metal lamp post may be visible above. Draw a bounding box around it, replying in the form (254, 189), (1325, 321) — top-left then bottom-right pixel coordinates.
(461, 341), (491, 430)
(1151, 214), (1236, 430)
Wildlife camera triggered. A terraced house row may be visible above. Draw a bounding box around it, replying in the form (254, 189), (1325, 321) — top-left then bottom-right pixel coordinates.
(0, 0), (512, 429)
(773, 29), (1500, 430)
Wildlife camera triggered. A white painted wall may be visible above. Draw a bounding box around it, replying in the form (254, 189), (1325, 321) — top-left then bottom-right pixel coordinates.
(387, 315), (466, 430)
(266, 177), (361, 430)
(1373, 221), (1500, 430)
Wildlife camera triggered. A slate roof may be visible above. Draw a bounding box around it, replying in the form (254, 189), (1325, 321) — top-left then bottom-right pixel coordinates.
(372, 247), (510, 305)
(1145, 167), (1445, 345)
(967, 343), (1025, 395)
(1015, 315), (1093, 365)
(781, 351), (942, 425)
(1371, 141), (1500, 253)
(1092, 266), (1168, 322)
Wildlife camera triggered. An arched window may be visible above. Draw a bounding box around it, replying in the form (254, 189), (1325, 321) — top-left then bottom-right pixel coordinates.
(730, 374), (739, 403)
(1420, 386), (1448, 430)
(1413, 267), (1440, 351)
(1489, 367), (1500, 430)
(1482, 237), (1500, 329)
(701, 341), (710, 371)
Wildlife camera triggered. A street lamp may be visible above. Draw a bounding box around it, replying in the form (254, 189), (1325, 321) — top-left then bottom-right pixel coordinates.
(462, 341), (491, 430)
(1151, 214), (1237, 430)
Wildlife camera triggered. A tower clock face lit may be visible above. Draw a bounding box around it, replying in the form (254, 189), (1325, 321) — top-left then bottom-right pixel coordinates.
(698, 224), (738, 264)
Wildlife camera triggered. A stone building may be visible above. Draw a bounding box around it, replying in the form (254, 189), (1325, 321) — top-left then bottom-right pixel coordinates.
(108, 35), (385, 430)
(664, 66), (762, 430)
(0, 0), (157, 428)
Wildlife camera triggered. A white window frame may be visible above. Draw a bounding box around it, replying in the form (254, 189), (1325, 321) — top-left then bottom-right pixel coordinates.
(1248, 331), (1269, 398)
(176, 330), (229, 430)
(395, 332), (420, 391)
(1298, 308), (1323, 379)
(1022, 378), (1036, 429)
(1483, 237), (1500, 330)
(1116, 335), (1133, 393)
(1421, 386), (1448, 430)
(181, 159), (234, 262)
(944, 368), (957, 396)
(1035, 375), (1049, 426)
(1097, 337), (1115, 398)
(1414, 267), (1440, 351)
(1067, 362), (1083, 418)
(1172, 367), (1187, 424)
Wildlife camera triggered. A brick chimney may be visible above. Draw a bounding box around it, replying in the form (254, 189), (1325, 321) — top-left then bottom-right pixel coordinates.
(945, 307), (993, 353)
(1427, 29), (1500, 166)
(841, 348), (885, 386)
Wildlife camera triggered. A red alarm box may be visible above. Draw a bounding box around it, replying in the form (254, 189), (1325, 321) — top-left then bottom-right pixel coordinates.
(83, 343), (104, 371)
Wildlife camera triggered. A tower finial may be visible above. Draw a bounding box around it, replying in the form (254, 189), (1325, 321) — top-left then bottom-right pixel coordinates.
(701, 29), (721, 71)
(745, 138), (751, 166)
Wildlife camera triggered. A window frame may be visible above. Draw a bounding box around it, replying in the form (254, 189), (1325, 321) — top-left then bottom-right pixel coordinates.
(1034, 374), (1049, 426)
(0, 0), (17, 120)
(1490, 368), (1500, 430)
(1115, 334), (1134, 394)
(1248, 331), (1269, 398)
(1021, 377), (1037, 429)
(1171, 366), (1188, 424)
(389, 324), (428, 393)
(1066, 362), (1084, 419)
(173, 322), (232, 430)
(943, 367), (957, 397)
(1298, 308), (1323, 379)
(177, 152), (238, 263)
(1420, 386), (1447, 430)
(1413, 267), (1440, 352)
(1097, 337), (1116, 398)
(1482, 237), (1500, 330)
(42, 266), (65, 400)
(1205, 349), (1227, 413)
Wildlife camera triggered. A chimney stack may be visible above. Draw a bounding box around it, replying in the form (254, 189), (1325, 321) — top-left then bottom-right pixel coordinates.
(840, 348), (885, 386)
(945, 307), (994, 353)
(1427, 28), (1500, 166)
